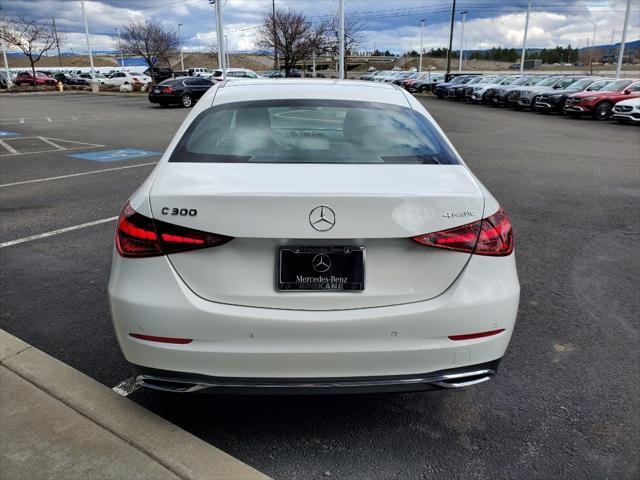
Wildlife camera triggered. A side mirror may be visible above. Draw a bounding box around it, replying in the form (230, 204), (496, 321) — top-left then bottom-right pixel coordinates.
(623, 90), (631, 95)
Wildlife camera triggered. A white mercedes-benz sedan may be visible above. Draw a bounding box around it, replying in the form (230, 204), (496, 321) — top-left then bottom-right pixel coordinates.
(109, 79), (519, 394)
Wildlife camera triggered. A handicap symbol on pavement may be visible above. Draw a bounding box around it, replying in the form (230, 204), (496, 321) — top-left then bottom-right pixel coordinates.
(0, 130), (20, 137)
(68, 148), (161, 163)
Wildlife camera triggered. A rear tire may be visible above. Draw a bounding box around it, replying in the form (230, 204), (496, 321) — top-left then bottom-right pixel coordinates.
(181, 93), (193, 108)
(593, 102), (612, 120)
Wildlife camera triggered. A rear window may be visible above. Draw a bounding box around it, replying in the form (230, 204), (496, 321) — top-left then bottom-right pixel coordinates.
(159, 78), (184, 86)
(169, 100), (459, 165)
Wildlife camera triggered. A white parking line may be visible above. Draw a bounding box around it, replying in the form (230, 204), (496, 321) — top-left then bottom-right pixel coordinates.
(0, 161), (156, 188)
(0, 217), (118, 248)
(0, 139), (18, 154)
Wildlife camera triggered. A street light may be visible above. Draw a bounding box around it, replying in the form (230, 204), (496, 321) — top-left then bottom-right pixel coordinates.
(79, 0), (95, 78)
(520, 0), (532, 73)
(458, 10), (468, 72)
(224, 34), (230, 68)
(584, 17), (597, 74)
(209, 0), (226, 77)
(115, 27), (124, 68)
(419, 19), (425, 73)
(339, 0), (345, 80)
(178, 23), (184, 71)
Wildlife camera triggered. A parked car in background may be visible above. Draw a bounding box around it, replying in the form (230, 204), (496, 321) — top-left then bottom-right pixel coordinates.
(101, 71), (152, 87)
(13, 71), (57, 86)
(433, 75), (478, 98)
(565, 79), (640, 120)
(359, 71), (382, 81)
(78, 72), (108, 81)
(409, 73), (445, 93)
(468, 75), (520, 103)
(188, 67), (210, 77)
(507, 75), (585, 110)
(534, 77), (612, 114)
(207, 68), (260, 82)
(0, 71), (9, 89)
(612, 97), (640, 123)
(488, 75), (545, 106)
(53, 73), (89, 86)
(451, 75), (499, 101)
(262, 70), (286, 78)
(148, 76), (213, 108)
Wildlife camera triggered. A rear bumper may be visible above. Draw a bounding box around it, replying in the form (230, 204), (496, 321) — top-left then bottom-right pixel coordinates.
(148, 93), (181, 104)
(109, 253), (519, 383)
(133, 359), (502, 394)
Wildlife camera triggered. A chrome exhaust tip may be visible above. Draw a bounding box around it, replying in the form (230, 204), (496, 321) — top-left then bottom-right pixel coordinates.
(136, 375), (210, 393)
(430, 369), (496, 389)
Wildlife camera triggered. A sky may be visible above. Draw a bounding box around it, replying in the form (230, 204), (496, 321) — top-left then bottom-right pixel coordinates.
(2, 0), (639, 55)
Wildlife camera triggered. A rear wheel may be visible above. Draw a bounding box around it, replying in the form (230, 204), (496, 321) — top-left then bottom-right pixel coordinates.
(593, 102), (612, 120)
(181, 93), (193, 108)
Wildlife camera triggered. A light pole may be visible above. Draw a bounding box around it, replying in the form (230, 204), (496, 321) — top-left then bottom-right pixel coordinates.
(79, 0), (95, 78)
(458, 10), (467, 72)
(210, 0), (226, 77)
(2, 41), (12, 89)
(520, 0), (532, 72)
(616, 0), (631, 79)
(445, 0), (456, 79)
(178, 23), (184, 71)
(115, 27), (124, 68)
(225, 34), (230, 68)
(339, 0), (345, 80)
(584, 17), (597, 74)
(419, 19), (425, 73)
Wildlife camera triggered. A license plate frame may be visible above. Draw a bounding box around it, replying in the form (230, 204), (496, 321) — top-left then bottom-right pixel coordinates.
(277, 246), (365, 292)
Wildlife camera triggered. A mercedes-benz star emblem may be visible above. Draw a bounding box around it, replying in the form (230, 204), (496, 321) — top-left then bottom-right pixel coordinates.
(312, 253), (331, 273)
(309, 206), (335, 232)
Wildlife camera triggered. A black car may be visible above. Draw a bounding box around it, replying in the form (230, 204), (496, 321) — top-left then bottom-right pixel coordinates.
(148, 77), (213, 108)
(54, 73), (89, 86)
(534, 77), (609, 114)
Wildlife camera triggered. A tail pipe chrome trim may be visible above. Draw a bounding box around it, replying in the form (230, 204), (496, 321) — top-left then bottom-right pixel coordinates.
(135, 368), (497, 393)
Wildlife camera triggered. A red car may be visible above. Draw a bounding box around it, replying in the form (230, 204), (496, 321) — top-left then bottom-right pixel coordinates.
(14, 71), (57, 86)
(565, 79), (640, 120)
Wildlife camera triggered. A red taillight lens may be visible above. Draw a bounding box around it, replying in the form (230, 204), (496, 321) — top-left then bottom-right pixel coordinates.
(162, 86), (172, 93)
(412, 208), (513, 256)
(129, 333), (192, 344)
(115, 202), (232, 258)
(448, 329), (505, 341)
(116, 203), (162, 257)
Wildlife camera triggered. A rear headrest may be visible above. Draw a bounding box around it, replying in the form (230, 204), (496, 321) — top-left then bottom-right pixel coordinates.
(235, 108), (271, 130)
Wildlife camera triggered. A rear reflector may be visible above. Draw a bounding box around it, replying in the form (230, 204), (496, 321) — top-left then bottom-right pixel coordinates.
(116, 202), (232, 257)
(129, 333), (193, 344)
(448, 329), (505, 341)
(413, 208), (513, 256)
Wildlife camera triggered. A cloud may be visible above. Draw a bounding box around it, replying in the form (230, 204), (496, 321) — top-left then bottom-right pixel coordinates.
(1, 0), (638, 54)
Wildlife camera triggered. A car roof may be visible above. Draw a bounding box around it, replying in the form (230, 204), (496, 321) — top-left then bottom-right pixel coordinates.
(208, 79), (409, 107)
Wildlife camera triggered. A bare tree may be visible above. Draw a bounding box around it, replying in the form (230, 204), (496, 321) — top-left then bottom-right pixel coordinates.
(117, 19), (179, 77)
(0, 16), (58, 86)
(258, 8), (327, 76)
(327, 11), (367, 74)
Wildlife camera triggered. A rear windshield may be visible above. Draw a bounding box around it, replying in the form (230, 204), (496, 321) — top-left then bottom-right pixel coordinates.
(159, 79), (184, 86)
(169, 100), (460, 165)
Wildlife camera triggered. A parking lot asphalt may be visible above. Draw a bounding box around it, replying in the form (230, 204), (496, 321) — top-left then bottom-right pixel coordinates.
(1, 93), (638, 480)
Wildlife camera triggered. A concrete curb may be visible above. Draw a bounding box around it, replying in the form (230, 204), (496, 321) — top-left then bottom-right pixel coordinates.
(0, 329), (270, 480)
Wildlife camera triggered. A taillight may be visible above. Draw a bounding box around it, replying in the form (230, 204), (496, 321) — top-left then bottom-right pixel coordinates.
(162, 86), (172, 93)
(412, 208), (513, 256)
(115, 202), (232, 258)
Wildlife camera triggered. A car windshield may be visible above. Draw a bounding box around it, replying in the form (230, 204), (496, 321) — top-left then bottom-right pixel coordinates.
(568, 78), (598, 90)
(479, 76), (497, 83)
(170, 100), (460, 165)
(599, 80), (631, 91)
(500, 76), (519, 85)
(467, 77), (484, 85)
(555, 77), (582, 88)
(535, 77), (562, 87)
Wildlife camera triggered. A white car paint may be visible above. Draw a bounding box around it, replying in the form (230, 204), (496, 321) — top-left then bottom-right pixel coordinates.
(101, 71), (151, 87)
(612, 97), (640, 123)
(109, 80), (519, 393)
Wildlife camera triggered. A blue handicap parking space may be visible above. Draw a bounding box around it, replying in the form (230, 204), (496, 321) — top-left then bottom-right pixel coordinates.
(0, 130), (20, 137)
(68, 148), (161, 163)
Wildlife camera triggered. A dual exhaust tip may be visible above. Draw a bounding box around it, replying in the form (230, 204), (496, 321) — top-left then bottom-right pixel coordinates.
(136, 368), (496, 394)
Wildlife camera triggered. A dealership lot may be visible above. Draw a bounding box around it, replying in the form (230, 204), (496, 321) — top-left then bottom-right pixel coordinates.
(0, 93), (638, 479)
